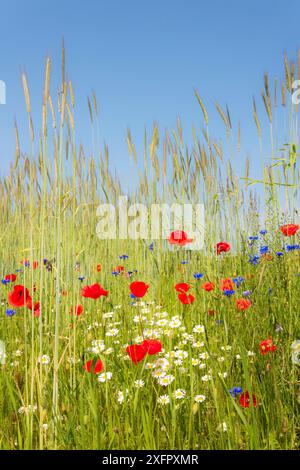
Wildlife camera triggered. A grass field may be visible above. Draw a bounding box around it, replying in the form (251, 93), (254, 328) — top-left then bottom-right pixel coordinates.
(0, 49), (299, 450)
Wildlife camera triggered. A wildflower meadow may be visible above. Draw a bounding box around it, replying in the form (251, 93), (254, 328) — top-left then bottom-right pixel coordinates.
(0, 46), (299, 451)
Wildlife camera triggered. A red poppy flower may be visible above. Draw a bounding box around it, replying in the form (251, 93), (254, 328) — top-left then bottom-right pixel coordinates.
(259, 339), (276, 355)
(236, 298), (251, 311)
(5, 274), (17, 282)
(33, 261), (39, 269)
(30, 301), (40, 317)
(239, 391), (257, 408)
(96, 264), (102, 272)
(178, 292), (195, 304)
(70, 304), (84, 316)
(26, 297), (40, 316)
(126, 344), (147, 364)
(129, 281), (149, 298)
(221, 278), (234, 292)
(34, 302), (40, 317)
(175, 282), (190, 293)
(8, 285), (31, 308)
(115, 265), (125, 273)
(168, 230), (193, 246)
(141, 339), (162, 355)
(81, 283), (108, 299)
(202, 282), (215, 292)
(84, 359), (104, 374)
(280, 224), (299, 237)
(215, 242), (231, 255)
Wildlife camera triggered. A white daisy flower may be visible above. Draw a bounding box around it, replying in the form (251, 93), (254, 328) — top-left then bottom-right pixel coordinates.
(155, 358), (170, 370)
(98, 372), (113, 383)
(38, 355), (50, 365)
(164, 351), (175, 359)
(201, 374), (212, 382)
(192, 341), (205, 349)
(174, 359), (183, 366)
(158, 374), (175, 387)
(173, 389), (186, 399)
(157, 395), (170, 405)
(199, 352), (209, 360)
(152, 370), (167, 379)
(194, 394), (206, 403)
(174, 350), (188, 359)
(134, 380), (145, 388)
(134, 336), (144, 343)
(169, 319), (182, 329)
(106, 328), (119, 337)
(145, 362), (155, 369)
(193, 325), (205, 334)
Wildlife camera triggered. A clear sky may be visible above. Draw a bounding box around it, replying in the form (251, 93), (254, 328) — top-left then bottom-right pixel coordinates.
(0, 0), (300, 180)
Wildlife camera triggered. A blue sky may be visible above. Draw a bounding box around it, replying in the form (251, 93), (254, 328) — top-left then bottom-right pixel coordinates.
(0, 0), (300, 181)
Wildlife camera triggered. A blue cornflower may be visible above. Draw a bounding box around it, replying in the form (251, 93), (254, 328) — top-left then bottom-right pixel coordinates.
(119, 254), (129, 260)
(193, 273), (204, 279)
(259, 245), (269, 255)
(276, 252), (284, 257)
(181, 260), (189, 265)
(1, 279), (10, 285)
(249, 254), (260, 265)
(6, 309), (16, 317)
(229, 387), (243, 398)
(112, 271), (120, 276)
(286, 244), (300, 252)
(78, 276), (85, 282)
(249, 236), (259, 241)
(242, 290), (251, 297)
(232, 276), (244, 287)
(15, 269), (22, 273)
(130, 293), (136, 299)
(149, 242), (154, 251)
(223, 289), (235, 297)
(268, 288), (272, 294)
(260, 230), (267, 235)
